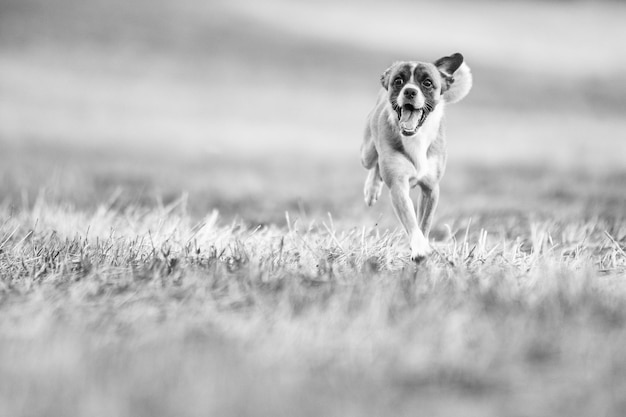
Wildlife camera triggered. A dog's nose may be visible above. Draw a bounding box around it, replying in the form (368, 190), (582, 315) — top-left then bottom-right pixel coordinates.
(404, 88), (418, 99)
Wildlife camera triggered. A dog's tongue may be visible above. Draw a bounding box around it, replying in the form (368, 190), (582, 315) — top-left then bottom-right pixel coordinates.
(400, 107), (419, 132)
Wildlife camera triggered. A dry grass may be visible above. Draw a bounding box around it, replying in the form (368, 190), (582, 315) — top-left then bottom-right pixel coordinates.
(1, 197), (626, 416)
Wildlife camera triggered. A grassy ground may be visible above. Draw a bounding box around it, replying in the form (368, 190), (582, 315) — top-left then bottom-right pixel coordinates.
(2, 0), (626, 415)
(1, 202), (626, 416)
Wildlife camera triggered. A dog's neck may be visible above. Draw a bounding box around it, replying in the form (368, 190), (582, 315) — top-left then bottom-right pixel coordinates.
(386, 102), (445, 177)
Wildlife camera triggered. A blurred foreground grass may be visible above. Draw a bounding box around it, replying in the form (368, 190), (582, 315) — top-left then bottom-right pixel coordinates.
(1, 202), (626, 416)
(2, 0), (626, 415)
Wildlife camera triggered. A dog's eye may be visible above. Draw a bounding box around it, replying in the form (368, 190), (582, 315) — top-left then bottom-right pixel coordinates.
(422, 79), (433, 88)
(393, 78), (403, 88)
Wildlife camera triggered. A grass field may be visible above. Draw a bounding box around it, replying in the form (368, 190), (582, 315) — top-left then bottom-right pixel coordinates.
(2, 0), (626, 415)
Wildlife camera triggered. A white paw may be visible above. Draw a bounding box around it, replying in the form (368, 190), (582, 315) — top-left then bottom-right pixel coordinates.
(410, 238), (432, 263)
(364, 183), (383, 207)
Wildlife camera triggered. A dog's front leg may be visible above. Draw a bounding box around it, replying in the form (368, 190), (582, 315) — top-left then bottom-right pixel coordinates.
(364, 163), (384, 206)
(389, 179), (432, 262)
(419, 184), (439, 239)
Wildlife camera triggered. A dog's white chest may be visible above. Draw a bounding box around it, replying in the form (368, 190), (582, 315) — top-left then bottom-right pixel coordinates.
(402, 136), (430, 180)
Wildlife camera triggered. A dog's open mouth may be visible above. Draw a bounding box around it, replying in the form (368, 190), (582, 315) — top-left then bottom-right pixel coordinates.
(397, 104), (427, 136)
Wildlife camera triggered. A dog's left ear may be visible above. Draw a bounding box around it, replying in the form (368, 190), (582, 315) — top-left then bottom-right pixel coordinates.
(434, 53), (472, 104)
(434, 53), (464, 92)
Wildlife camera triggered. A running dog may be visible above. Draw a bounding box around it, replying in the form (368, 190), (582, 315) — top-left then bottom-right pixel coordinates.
(361, 53), (472, 262)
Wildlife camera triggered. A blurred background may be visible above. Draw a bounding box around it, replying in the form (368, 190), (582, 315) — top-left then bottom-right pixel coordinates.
(1, 0), (626, 227)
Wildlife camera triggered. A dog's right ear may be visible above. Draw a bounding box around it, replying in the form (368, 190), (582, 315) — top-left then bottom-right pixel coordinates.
(380, 64), (394, 90)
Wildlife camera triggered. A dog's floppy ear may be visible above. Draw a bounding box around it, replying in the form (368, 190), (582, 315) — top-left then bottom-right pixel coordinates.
(434, 53), (472, 104)
(435, 53), (464, 78)
(380, 64), (394, 90)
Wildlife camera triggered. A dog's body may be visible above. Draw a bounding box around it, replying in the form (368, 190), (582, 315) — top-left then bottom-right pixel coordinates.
(361, 53), (472, 261)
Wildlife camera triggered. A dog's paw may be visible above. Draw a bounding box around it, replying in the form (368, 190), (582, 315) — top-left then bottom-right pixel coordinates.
(364, 183), (383, 207)
(410, 239), (432, 263)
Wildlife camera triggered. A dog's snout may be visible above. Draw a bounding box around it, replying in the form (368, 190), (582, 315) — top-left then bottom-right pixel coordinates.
(404, 87), (418, 99)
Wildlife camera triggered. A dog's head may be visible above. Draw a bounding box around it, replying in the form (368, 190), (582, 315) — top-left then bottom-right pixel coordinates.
(380, 53), (472, 136)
